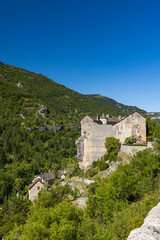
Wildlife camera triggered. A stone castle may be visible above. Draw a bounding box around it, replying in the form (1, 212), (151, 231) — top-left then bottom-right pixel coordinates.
(76, 111), (146, 169)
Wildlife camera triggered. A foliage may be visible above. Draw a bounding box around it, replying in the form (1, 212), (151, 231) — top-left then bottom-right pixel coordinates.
(85, 168), (98, 178)
(153, 139), (160, 153)
(86, 149), (160, 239)
(93, 159), (109, 171)
(146, 117), (160, 140)
(105, 137), (120, 161)
(124, 136), (136, 145)
(3, 149), (160, 240)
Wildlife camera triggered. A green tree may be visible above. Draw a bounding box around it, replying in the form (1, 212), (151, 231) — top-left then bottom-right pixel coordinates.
(105, 137), (120, 162)
(124, 136), (136, 145)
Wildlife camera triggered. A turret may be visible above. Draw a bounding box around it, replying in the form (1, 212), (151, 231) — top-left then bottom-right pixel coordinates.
(100, 113), (107, 125)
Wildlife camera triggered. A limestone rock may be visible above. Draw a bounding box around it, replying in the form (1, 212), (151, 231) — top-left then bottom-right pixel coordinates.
(70, 126), (81, 131)
(27, 128), (33, 133)
(26, 107), (36, 111)
(39, 127), (48, 131)
(76, 197), (88, 206)
(47, 126), (63, 132)
(38, 126), (63, 132)
(127, 202), (160, 240)
(84, 179), (94, 185)
(38, 108), (49, 115)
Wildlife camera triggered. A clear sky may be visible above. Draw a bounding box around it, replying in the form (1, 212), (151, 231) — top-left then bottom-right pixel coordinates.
(1, 0), (160, 112)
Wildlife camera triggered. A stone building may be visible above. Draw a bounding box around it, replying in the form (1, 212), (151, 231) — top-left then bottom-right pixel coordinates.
(76, 111), (146, 169)
(28, 172), (55, 202)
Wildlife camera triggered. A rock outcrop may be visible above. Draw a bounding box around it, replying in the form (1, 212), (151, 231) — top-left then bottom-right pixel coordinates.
(39, 126), (63, 132)
(127, 202), (160, 240)
(38, 108), (49, 115)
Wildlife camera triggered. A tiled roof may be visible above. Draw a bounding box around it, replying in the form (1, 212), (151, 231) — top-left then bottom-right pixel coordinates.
(108, 118), (120, 123)
(38, 172), (55, 182)
(88, 116), (102, 124)
(28, 178), (43, 190)
(88, 115), (120, 125)
(88, 116), (97, 121)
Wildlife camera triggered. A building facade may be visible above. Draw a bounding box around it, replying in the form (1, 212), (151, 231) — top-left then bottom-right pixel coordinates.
(28, 172), (55, 202)
(76, 111), (146, 169)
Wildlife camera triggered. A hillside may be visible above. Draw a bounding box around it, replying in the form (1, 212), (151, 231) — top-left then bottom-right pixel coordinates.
(0, 62), (146, 129)
(0, 62), (124, 127)
(86, 94), (146, 116)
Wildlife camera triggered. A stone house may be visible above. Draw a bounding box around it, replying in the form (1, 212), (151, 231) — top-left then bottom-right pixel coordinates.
(28, 172), (55, 202)
(76, 111), (146, 169)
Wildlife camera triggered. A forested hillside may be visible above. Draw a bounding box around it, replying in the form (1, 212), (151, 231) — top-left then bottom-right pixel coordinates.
(0, 62), (137, 128)
(86, 94), (146, 116)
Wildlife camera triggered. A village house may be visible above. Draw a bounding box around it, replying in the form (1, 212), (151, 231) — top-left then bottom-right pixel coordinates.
(76, 111), (146, 169)
(28, 172), (55, 202)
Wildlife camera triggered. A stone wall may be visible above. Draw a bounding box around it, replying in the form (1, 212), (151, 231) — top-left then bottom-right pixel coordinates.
(121, 145), (148, 156)
(114, 112), (146, 143)
(76, 112), (146, 169)
(77, 116), (115, 169)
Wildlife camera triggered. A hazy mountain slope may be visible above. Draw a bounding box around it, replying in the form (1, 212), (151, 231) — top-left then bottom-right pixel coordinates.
(86, 94), (146, 115)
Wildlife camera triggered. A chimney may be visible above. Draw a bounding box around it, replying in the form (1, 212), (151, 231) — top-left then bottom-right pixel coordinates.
(96, 115), (100, 121)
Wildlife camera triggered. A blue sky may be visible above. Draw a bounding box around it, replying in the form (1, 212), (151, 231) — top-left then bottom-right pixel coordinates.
(1, 0), (160, 112)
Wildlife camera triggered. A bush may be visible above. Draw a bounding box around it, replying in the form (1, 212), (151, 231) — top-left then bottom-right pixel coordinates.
(85, 168), (98, 178)
(124, 136), (136, 145)
(105, 137), (120, 162)
(93, 160), (109, 171)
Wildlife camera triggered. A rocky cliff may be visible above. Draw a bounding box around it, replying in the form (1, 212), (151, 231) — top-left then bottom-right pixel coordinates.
(127, 202), (160, 240)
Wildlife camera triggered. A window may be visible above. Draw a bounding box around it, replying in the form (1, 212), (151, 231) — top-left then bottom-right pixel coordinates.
(37, 186), (40, 190)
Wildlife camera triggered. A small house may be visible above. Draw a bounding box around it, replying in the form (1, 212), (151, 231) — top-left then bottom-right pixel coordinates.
(28, 172), (55, 202)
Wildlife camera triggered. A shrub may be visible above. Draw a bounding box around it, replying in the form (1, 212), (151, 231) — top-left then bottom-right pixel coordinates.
(105, 137), (120, 162)
(93, 160), (109, 171)
(124, 136), (136, 145)
(85, 168), (98, 178)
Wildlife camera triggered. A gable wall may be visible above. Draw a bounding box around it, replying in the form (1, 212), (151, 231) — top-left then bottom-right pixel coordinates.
(114, 112), (146, 142)
(29, 181), (43, 202)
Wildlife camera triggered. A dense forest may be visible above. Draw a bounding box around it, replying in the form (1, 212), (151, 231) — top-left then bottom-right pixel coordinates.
(1, 62), (160, 239)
